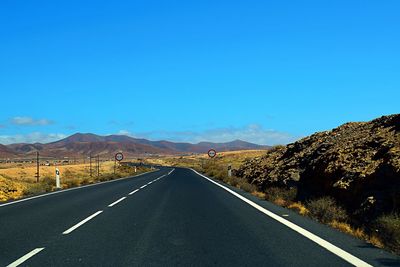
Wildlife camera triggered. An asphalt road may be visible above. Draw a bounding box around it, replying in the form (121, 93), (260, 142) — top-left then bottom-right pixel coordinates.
(1, 168), (399, 266)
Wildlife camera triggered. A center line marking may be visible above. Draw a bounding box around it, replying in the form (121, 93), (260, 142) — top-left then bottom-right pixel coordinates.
(108, 197), (127, 207)
(7, 248), (45, 267)
(140, 185), (147, 189)
(129, 189), (140, 195)
(62, 210), (103, 235)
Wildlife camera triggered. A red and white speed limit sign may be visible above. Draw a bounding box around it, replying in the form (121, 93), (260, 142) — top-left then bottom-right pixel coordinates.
(208, 149), (217, 158)
(115, 152), (124, 161)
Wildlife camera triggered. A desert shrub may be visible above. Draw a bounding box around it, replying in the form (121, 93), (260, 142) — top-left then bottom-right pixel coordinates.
(38, 176), (55, 192)
(80, 177), (91, 185)
(215, 170), (228, 181)
(96, 175), (110, 182)
(264, 187), (297, 204)
(306, 197), (348, 224)
(63, 169), (74, 179)
(202, 161), (259, 193)
(329, 221), (368, 240)
(274, 198), (287, 206)
(203, 164), (228, 182)
(97, 173), (119, 182)
(23, 176), (54, 196)
(238, 180), (258, 193)
(64, 178), (80, 188)
(288, 202), (309, 215)
(118, 165), (140, 176)
(226, 176), (240, 186)
(0, 173), (12, 179)
(252, 191), (266, 199)
(23, 183), (47, 196)
(374, 213), (400, 254)
(328, 221), (385, 248)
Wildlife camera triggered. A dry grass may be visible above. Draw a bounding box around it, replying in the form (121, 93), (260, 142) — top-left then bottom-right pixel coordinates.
(0, 161), (150, 201)
(0, 162), (115, 183)
(273, 198), (287, 207)
(0, 176), (26, 201)
(368, 235), (385, 249)
(329, 221), (366, 239)
(264, 187), (297, 204)
(251, 191), (266, 199)
(306, 197), (349, 224)
(374, 213), (400, 253)
(145, 150), (267, 170)
(329, 221), (384, 248)
(288, 202), (309, 215)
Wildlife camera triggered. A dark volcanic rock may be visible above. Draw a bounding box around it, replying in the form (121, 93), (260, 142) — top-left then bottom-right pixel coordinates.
(236, 114), (400, 220)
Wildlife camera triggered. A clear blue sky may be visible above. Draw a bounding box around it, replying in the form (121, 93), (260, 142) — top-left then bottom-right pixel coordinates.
(0, 0), (399, 145)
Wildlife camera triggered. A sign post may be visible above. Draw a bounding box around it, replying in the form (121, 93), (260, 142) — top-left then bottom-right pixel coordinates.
(55, 168), (61, 189)
(114, 152), (124, 174)
(207, 149), (217, 169)
(208, 149), (217, 159)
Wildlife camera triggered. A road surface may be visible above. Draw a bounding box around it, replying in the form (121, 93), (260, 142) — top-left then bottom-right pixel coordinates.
(1, 168), (399, 266)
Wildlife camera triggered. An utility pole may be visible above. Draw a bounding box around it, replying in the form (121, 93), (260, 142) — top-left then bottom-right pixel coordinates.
(89, 154), (92, 178)
(36, 151), (40, 182)
(97, 155), (100, 177)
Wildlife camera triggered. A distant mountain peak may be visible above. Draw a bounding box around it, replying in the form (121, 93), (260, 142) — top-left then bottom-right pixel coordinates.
(1, 133), (270, 158)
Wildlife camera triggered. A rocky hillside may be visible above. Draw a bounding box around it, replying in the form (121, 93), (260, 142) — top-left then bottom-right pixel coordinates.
(236, 114), (400, 221)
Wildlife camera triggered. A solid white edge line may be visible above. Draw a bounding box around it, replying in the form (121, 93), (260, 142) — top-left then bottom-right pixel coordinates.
(129, 189), (140, 195)
(62, 210), (103, 235)
(7, 248), (45, 267)
(0, 170), (159, 208)
(140, 185), (147, 189)
(108, 197), (127, 207)
(191, 169), (373, 267)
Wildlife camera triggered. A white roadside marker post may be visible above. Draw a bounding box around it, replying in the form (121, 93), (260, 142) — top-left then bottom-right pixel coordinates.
(228, 164), (232, 177)
(55, 168), (61, 189)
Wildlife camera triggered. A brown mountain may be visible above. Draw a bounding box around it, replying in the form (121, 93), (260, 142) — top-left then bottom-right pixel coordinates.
(1, 133), (269, 158)
(0, 144), (19, 158)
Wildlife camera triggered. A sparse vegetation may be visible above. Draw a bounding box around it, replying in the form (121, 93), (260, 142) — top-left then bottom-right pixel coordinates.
(306, 197), (349, 224)
(0, 162), (151, 201)
(22, 176), (54, 196)
(263, 187), (297, 206)
(374, 213), (400, 254)
(287, 202), (309, 215)
(200, 158), (259, 194)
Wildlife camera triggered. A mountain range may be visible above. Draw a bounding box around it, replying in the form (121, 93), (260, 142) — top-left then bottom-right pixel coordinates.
(0, 133), (269, 158)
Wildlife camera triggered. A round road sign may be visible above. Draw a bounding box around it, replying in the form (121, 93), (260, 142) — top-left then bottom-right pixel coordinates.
(208, 149), (217, 158)
(115, 152), (124, 161)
